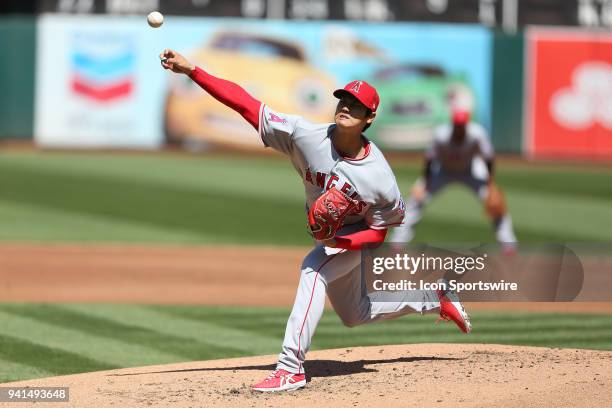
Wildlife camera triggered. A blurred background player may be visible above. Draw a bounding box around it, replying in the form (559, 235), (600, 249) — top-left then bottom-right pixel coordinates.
(391, 109), (517, 254)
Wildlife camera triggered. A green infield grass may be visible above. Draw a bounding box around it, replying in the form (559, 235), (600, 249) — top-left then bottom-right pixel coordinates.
(0, 152), (611, 244)
(1, 304), (612, 383)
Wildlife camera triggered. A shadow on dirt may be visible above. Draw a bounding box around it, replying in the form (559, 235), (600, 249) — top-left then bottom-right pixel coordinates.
(109, 355), (462, 379)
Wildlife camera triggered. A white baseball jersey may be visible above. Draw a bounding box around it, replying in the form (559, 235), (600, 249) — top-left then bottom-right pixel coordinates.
(258, 105), (435, 376)
(427, 122), (494, 174)
(391, 120), (516, 244)
(258, 104), (405, 230)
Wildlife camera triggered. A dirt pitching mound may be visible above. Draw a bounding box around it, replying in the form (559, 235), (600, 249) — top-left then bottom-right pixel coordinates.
(3, 344), (611, 408)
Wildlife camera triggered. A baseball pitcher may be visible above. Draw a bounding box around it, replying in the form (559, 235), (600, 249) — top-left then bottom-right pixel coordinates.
(160, 49), (472, 393)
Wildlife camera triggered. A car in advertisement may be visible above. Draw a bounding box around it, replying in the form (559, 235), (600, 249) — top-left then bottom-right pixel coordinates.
(164, 31), (338, 151)
(366, 64), (476, 150)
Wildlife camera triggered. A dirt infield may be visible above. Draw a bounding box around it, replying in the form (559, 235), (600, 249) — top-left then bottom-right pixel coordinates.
(2, 343), (611, 408)
(1, 243), (611, 313)
(2, 244), (612, 406)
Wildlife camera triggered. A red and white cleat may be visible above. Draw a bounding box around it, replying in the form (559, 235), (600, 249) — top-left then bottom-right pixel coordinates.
(251, 369), (306, 392)
(502, 243), (518, 258)
(436, 280), (472, 334)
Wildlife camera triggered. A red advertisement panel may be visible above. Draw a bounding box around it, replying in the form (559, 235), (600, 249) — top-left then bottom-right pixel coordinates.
(526, 29), (612, 160)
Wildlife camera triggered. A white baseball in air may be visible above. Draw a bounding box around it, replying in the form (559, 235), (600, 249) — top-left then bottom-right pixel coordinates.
(147, 11), (164, 28)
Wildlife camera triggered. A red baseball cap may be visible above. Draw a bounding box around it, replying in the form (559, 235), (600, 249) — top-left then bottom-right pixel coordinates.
(333, 80), (380, 112)
(452, 109), (471, 125)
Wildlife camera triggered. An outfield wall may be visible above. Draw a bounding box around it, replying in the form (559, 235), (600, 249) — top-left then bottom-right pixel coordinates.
(1, 15), (611, 159)
(0, 17), (36, 140)
(491, 30), (524, 154)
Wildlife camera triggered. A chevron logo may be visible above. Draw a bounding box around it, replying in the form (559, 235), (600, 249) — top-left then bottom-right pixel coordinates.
(70, 34), (134, 103)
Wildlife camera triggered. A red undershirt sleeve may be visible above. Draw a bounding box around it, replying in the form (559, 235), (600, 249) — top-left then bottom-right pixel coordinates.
(188, 66), (262, 130)
(334, 228), (387, 250)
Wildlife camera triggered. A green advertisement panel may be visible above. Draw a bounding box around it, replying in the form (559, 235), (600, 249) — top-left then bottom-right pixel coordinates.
(491, 30), (524, 154)
(0, 17), (36, 139)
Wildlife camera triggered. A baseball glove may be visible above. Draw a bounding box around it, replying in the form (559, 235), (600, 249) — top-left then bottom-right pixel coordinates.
(484, 183), (507, 219)
(308, 188), (358, 241)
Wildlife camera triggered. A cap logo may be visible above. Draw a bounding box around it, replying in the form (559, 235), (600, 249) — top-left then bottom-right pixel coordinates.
(350, 81), (362, 93)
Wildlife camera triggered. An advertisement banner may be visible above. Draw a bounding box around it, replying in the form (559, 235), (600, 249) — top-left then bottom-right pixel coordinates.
(35, 15), (166, 148)
(525, 28), (612, 160)
(35, 15), (491, 150)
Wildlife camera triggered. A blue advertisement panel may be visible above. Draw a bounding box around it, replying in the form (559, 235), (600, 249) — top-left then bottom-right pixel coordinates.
(35, 15), (491, 150)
